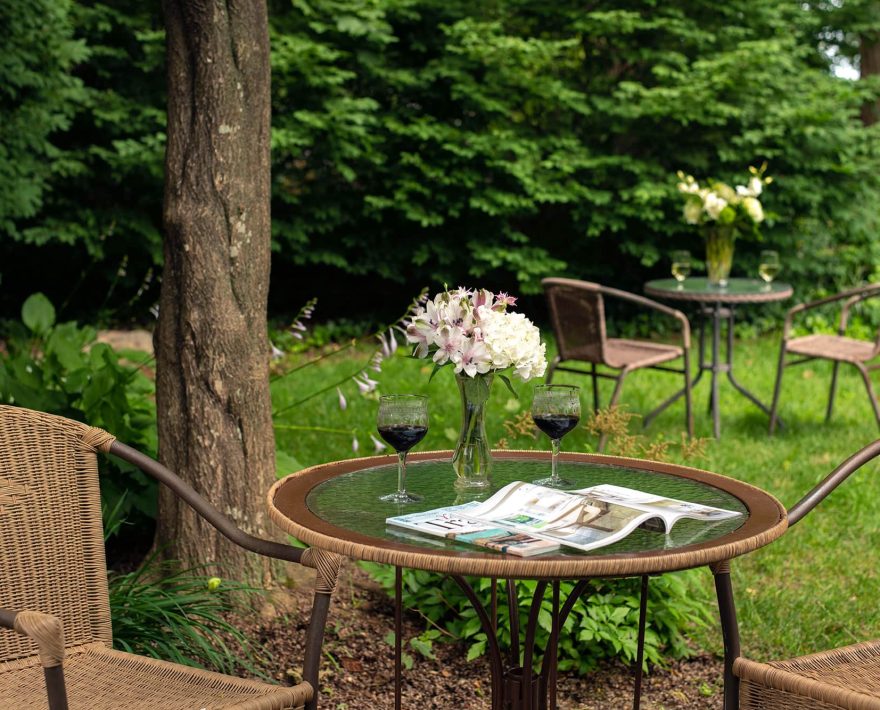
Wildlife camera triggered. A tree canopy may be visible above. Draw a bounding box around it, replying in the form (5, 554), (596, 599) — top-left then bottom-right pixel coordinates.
(2, 0), (879, 320)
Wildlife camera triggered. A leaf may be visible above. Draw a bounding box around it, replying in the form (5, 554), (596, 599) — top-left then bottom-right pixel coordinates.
(427, 362), (446, 382)
(21, 293), (56, 334)
(498, 374), (519, 398)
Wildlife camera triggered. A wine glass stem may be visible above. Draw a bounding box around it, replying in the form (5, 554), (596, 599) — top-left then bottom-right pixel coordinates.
(397, 451), (408, 495)
(551, 438), (560, 484)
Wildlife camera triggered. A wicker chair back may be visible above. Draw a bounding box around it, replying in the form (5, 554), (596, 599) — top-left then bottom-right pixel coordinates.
(543, 279), (607, 365)
(0, 405), (113, 663)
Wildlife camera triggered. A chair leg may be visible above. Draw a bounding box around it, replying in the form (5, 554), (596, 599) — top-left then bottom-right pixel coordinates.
(855, 363), (880, 431)
(826, 361), (841, 423)
(590, 362), (600, 413)
(598, 369), (629, 452)
(768, 343), (788, 435)
(546, 356), (560, 384)
(683, 350), (694, 438)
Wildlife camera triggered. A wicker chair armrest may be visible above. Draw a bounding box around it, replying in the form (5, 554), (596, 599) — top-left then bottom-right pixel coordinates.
(787, 439), (880, 527)
(785, 283), (880, 338)
(0, 608), (69, 709)
(0, 608), (65, 667)
(107, 441), (307, 566)
(600, 285), (691, 349)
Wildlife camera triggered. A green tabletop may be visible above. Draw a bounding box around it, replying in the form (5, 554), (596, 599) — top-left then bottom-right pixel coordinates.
(269, 451), (788, 577)
(306, 456), (747, 557)
(645, 277), (792, 304)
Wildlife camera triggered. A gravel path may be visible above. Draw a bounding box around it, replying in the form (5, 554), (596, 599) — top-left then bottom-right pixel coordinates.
(241, 564), (724, 709)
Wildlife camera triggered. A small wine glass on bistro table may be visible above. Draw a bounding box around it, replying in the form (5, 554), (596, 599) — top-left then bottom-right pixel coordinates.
(531, 384), (581, 488)
(377, 394), (428, 503)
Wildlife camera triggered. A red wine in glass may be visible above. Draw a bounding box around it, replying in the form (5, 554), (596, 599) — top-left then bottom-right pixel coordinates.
(532, 414), (579, 441)
(377, 424), (428, 452)
(377, 395), (429, 503)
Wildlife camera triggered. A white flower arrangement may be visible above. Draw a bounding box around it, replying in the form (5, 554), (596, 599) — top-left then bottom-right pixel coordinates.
(676, 165), (771, 236)
(405, 287), (547, 383)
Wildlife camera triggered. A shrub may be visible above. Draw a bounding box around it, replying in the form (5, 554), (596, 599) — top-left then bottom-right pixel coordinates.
(0, 292), (157, 529)
(360, 564), (709, 673)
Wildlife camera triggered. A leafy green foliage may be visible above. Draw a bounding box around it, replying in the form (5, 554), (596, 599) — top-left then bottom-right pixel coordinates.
(0, 293), (158, 526)
(360, 564), (710, 672)
(108, 554), (264, 675)
(4, 1), (878, 318)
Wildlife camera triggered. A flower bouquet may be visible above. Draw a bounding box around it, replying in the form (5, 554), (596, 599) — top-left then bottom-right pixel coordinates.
(676, 165), (771, 286)
(405, 287), (547, 489)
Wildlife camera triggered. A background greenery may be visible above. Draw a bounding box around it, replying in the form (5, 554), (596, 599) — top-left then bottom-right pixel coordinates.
(2, 0), (879, 323)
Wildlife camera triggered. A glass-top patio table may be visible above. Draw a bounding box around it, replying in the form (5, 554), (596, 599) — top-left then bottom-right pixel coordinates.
(644, 278), (793, 437)
(268, 450), (787, 710)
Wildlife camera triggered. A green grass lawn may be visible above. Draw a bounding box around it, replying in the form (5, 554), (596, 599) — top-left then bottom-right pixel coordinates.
(270, 334), (880, 664)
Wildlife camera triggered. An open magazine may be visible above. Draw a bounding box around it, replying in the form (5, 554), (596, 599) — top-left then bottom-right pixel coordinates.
(386, 481), (742, 557)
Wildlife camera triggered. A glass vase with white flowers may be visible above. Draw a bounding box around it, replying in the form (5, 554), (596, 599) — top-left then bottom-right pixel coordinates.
(405, 287), (547, 490)
(676, 165), (772, 287)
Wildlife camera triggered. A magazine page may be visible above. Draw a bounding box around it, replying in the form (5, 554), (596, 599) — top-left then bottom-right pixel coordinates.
(385, 502), (560, 557)
(466, 481), (587, 531)
(575, 484), (742, 529)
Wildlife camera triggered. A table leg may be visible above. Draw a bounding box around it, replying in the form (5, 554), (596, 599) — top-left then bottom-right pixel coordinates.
(713, 562), (741, 710)
(710, 303), (722, 438)
(632, 575), (649, 710)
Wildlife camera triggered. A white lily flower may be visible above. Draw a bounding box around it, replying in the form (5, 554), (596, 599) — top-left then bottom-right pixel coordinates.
(336, 387), (347, 411)
(369, 433), (387, 452)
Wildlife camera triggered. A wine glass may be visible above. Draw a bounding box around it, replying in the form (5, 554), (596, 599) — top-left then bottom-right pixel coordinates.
(531, 384), (581, 488)
(377, 395), (429, 503)
(758, 250), (780, 290)
(671, 250), (691, 289)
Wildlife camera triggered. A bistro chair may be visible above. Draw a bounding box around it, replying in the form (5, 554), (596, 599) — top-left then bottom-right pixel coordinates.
(542, 278), (693, 449)
(732, 438), (880, 709)
(768, 283), (880, 434)
(0, 404), (341, 710)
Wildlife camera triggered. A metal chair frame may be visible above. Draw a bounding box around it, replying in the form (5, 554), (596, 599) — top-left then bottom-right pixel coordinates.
(768, 283), (880, 434)
(721, 439), (880, 709)
(543, 278), (693, 450)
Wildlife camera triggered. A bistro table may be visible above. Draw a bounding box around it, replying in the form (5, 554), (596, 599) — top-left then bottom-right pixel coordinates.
(644, 278), (793, 438)
(268, 450), (787, 710)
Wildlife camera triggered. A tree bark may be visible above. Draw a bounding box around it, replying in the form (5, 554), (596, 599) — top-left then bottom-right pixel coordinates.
(156, 0), (279, 585)
(861, 31), (880, 125)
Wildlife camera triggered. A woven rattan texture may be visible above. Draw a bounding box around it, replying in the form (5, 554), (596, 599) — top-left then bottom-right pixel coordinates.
(736, 641), (880, 709)
(0, 643), (310, 709)
(544, 281), (606, 364)
(13, 611), (65, 667)
(788, 334), (880, 364)
(0, 405), (113, 663)
(604, 338), (683, 370)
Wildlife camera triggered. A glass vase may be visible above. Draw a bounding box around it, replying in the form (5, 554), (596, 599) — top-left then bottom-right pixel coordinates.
(451, 372), (493, 491)
(705, 224), (735, 287)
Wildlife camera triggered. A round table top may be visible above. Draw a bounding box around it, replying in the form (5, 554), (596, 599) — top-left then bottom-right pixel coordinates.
(645, 277), (793, 304)
(268, 451), (787, 579)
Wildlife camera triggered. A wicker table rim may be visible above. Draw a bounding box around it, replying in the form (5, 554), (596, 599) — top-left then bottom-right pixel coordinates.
(645, 278), (793, 304)
(268, 450), (788, 580)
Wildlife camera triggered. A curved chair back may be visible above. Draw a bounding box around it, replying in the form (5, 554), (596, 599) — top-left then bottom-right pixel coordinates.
(543, 278), (608, 365)
(0, 405), (113, 663)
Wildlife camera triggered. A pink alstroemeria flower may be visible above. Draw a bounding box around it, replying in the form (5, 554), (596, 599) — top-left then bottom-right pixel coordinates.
(432, 325), (465, 365)
(451, 338), (492, 377)
(493, 292), (517, 311)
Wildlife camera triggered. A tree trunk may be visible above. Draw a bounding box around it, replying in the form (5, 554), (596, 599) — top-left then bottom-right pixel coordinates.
(156, 0), (279, 585)
(861, 32), (880, 125)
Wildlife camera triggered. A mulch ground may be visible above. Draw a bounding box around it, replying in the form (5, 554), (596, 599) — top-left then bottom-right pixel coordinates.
(237, 563), (725, 709)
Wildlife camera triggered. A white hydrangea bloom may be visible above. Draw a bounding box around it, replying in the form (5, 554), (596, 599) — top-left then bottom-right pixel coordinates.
(478, 307), (547, 381)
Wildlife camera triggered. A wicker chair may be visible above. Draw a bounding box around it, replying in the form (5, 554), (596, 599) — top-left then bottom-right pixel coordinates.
(732, 439), (880, 709)
(0, 405), (341, 710)
(542, 278), (693, 449)
(769, 283), (880, 435)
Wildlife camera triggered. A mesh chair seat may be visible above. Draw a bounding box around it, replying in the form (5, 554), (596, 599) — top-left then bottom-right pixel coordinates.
(604, 338), (683, 370)
(736, 640), (880, 709)
(0, 642), (310, 710)
(787, 334), (878, 364)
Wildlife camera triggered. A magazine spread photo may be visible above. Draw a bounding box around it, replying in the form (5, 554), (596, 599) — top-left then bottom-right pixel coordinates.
(385, 481), (742, 556)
